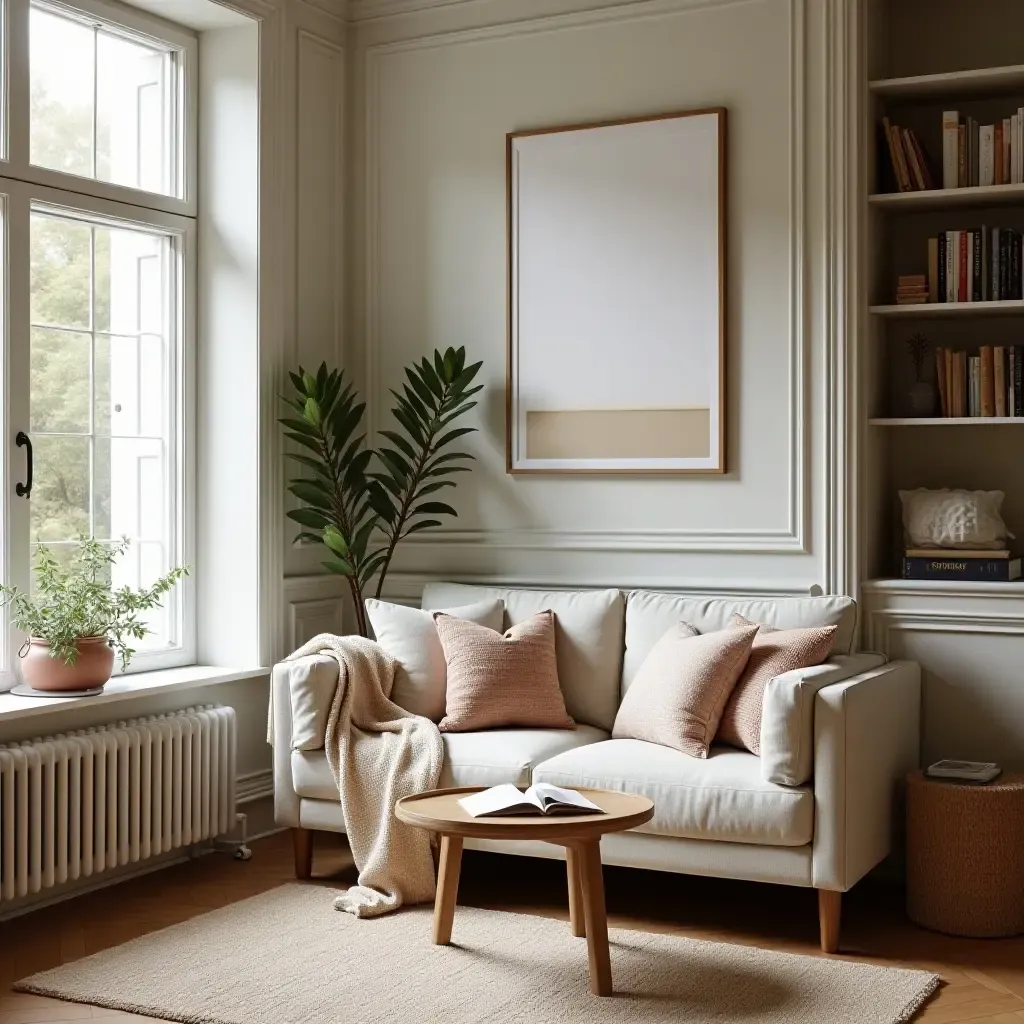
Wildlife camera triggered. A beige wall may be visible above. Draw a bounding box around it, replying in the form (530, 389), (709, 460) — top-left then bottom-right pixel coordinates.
(343, 0), (852, 603)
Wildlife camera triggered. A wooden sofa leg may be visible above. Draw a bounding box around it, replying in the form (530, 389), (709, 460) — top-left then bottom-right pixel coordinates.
(818, 889), (842, 953)
(293, 827), (314, 880)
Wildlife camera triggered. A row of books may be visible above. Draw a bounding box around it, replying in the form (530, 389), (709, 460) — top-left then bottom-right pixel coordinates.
(881, 118), (934, 192)
(935, 345), (1024, 417)
(942, 110), (1024, 190)
(903, 549), (1021, 582)
(915, 228), (1024, 304)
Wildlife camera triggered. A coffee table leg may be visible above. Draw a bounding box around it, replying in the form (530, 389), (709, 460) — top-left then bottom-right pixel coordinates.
(578, 839), (612, 996)
(433, 834), (463, 945)
(566, 845), (586, 938)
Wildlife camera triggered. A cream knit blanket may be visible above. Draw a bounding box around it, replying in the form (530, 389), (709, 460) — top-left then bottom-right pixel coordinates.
(286, 633), (444, 918)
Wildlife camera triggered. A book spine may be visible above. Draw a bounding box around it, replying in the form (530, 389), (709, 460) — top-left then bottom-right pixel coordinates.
(981, 345), (995, 416)
(937, 233), (946, 301)
(946, 348), (955, 416)
(982, 225), (990, 301)
(936, 348), (948, 416)
(1011, 346), (1019, 417)
(903, 129), (925, 190)
(947, 231), (956, 302)
(1000, 228), (1009, 300)
(1011, 348), (1017, 416)
(903, 557), (1020, 582)
(958, 123), (967, 187)
(1004, 117), (1013, 181)
(992, 227), (1001, 301)
(1015, 231), (1022, 301)
(910, 131), (934, 189)
(972, 117), (980, 186)
(1015, 113), (1022, 184)
(995, 121), (1005, 184)
(980, 125), (995, 186)
(970, 356), (980, 415)
(881, 117), (904, 191)
(928, 236), (939, 303)
(995, 346), (1007, 417)
(973, 229), (982, 301)
(943, 111), (960, 189)
(958, 351), (968, 416)
(960, 231), (969, 302)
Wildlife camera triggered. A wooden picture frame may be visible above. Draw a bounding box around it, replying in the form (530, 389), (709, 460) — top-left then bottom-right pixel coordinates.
(506, 108), (727, 475)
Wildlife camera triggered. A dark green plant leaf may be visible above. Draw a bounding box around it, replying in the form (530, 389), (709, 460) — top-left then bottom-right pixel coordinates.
(316, 362), (328, 398)
(280, 416), (319, 437)
(351, 519), (377, 562)
(453, 346), (466, 375)
(434, 426), (476, 449)
(358, 553), (388, 586)
(283, 431), (322, 455)
(392, 405), (426, 445)
(414, 480), (456, 499)
(437, 402), (477, 427)
(342, 448), (374, 492)
(402, 519), (443, 537)
(366, 481), (397, 525)
(366, 471), (402, 498)
(293, 531), (322, 545)
(419, 357), (444, 399)
(379, 448), (411, 480)
(442, 348), (455, 384)
(411, 501), (457, 517)
(450, 360), (483, 395)
(285, 452), (333, 478)
(403, 368), (436, 412)
(289, 370), (306, 394)
(379, 430), (417, 461)
(434, 349), (448, 385)
(289, 481), (333, 509)
(286, 507), (331, 529)
(425, 465), (471, 478)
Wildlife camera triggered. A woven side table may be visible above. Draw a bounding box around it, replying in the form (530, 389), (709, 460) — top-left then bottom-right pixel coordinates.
(906, 770), (1024, 937)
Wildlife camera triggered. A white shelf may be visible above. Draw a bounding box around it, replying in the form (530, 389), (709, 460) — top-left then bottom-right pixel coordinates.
(870, 64), (1024, 100)
(863, 578), (1024, 597)
(870, 300), (1024, 318)
(870, 417), (1024, 426)
(869, 183), (1024, 211)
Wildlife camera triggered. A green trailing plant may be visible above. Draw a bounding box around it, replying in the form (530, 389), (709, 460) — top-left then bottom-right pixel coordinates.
(281, 348), (482, 637)
(0, 538), (189, 670)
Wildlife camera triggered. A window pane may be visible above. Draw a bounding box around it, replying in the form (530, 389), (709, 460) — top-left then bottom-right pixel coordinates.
(30, 213), (92, 328)
(30, 435), (91, 541)
(29, 210), (179, 654)
(29, 7), (94, 179)
(30, 4), (181, 198)
(31, 328), (92, 433)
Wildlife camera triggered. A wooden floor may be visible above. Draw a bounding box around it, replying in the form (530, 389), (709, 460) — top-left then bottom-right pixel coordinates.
(2, 830), (1023, 1023)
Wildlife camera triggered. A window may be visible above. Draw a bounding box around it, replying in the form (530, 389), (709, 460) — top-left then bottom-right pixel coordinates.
(1, 0), (197, 679)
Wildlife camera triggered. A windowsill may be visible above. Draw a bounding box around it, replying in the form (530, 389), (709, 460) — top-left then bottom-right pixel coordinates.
(0, 664), (268, 723)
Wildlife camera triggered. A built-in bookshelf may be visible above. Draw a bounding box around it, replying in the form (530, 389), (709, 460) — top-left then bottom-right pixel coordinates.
(864, 3), (1024, 588)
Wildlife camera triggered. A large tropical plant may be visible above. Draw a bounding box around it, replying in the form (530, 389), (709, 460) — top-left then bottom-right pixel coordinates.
(280, 347), (482, 637)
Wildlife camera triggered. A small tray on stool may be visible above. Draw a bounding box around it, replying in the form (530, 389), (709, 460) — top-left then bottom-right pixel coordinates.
(10, 682), (106, 698)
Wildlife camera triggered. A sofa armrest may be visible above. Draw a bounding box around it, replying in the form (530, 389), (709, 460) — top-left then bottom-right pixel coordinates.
(811, 660), (921, 891)
(270, 662), (302, 827)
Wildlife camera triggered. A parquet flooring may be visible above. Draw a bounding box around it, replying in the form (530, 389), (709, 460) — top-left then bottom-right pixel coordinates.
(1, 830), (1022, 1022)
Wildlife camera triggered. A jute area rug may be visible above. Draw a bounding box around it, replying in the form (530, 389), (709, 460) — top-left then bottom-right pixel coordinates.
(16, 883), (938, 1024)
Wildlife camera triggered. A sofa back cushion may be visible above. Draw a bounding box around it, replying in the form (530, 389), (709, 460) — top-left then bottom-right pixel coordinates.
(365, 597), (504, 721)
(622, 590), (857, 696)
(422, 583), (625, 730)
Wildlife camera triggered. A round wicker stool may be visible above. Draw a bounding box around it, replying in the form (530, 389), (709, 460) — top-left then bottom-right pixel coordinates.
(906, 770), (1024, 937)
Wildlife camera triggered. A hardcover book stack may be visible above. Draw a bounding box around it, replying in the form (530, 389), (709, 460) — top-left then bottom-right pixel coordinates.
(942, 109), (1024, 189)
(903, 548), (1021, 581)
(896, 274), (929, 305)
(920, 226), (1023, 303)
(935, 345), (1024, 417)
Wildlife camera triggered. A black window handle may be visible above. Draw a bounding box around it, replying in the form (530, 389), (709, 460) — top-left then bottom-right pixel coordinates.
(16, 431), (32, 498)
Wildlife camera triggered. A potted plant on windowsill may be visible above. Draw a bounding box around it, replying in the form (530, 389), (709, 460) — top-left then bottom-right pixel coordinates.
(0, 537), (189, 692)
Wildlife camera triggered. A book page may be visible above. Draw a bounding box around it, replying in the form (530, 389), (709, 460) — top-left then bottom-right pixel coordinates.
(457, 784), (542, 817)
(527, 783), (603, 814)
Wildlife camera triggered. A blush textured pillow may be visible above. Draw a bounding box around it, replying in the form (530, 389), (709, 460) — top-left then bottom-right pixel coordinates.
(612, 623), (759, 759)
(433, 610), (574, 732)
(364, 598), (504, 721)
(716, 615), (838, 755)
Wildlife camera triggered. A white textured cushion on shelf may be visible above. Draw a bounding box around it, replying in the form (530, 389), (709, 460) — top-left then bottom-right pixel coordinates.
(760, 652), (888, 786)
(364, 597), (504, 721)
(899, 487), (1011, 550)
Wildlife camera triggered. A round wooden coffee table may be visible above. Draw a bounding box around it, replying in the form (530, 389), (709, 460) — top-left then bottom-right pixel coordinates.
(395, 786), (654, 997)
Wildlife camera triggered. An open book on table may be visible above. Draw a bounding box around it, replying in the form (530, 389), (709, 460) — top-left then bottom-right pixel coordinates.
(458, 783), (604, 818)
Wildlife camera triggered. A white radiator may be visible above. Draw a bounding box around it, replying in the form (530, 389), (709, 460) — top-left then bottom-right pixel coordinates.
(0, 704), (236, 903)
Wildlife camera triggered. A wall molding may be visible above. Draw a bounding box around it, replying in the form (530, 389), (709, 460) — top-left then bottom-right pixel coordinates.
(237, 768), (275, 804)
(283, 573), (348, 647)
(362, 0), (812, 557)
(382, 570), (818, 606)
(867, 607), (1024, 652)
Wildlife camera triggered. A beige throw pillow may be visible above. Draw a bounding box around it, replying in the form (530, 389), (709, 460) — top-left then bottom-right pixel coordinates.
(433, 610), (574, 732)
(364, 598), (505, 721)
(612, 623), (759, 759)
(716, 615), (838, 755)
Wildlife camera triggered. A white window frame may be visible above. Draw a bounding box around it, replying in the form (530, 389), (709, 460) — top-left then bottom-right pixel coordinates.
(3, 0), (198, 216)
(0, 0), (198, 679)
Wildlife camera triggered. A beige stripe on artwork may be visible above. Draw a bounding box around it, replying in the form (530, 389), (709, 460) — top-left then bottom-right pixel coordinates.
(526, 409), (711, 460)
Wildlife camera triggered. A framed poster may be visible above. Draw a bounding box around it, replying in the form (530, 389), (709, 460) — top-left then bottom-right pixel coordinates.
(506, 108), (726, 474)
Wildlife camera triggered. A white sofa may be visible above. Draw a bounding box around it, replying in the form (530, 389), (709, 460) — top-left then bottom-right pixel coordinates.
(270, 584), (921, 952)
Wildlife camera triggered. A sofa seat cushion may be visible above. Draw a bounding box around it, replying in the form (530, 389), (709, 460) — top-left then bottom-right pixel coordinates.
(533, 739), (813, 847)
(291, 724), (608, 800)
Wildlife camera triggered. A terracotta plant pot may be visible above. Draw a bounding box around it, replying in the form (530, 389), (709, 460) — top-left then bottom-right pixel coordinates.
(21, 636), (115, 692)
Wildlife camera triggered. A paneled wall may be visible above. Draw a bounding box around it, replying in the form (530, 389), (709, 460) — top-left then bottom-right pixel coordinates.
(342, 0), (856, 604)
